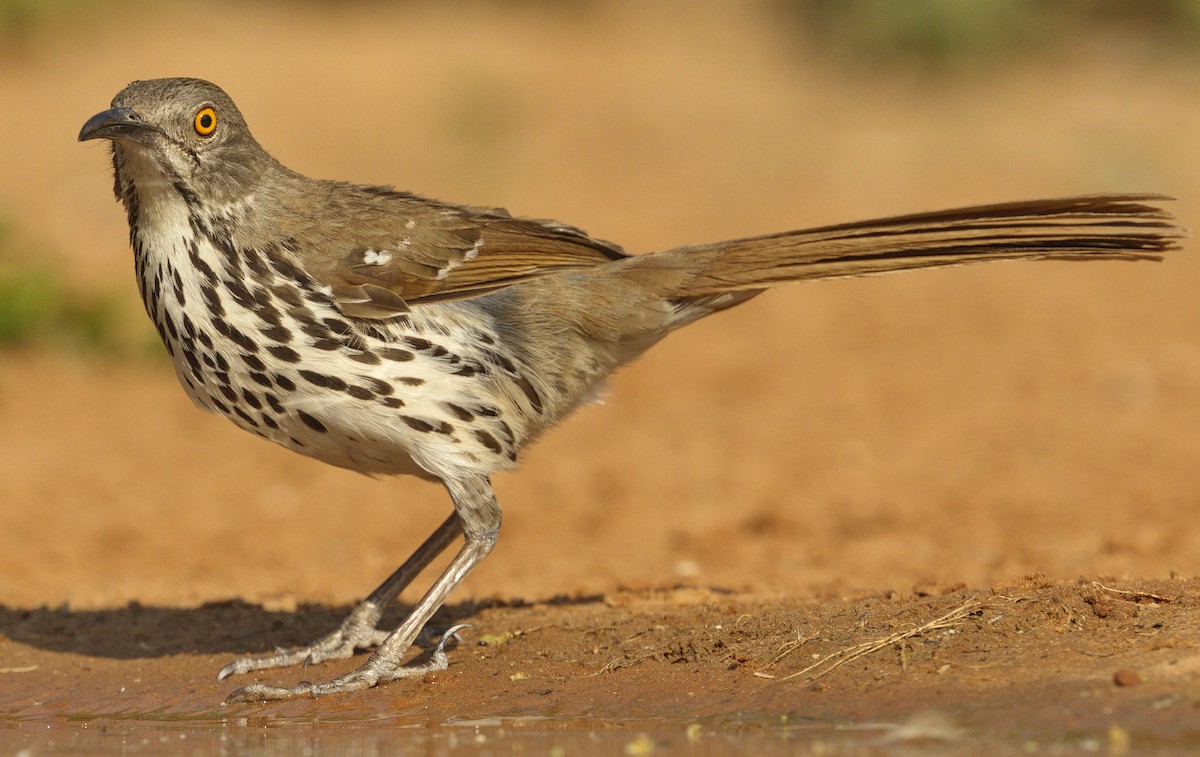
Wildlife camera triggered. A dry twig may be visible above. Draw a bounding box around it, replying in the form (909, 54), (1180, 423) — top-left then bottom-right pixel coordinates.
(1092, 581), (1174, 604)
(772, 599), (983, 683)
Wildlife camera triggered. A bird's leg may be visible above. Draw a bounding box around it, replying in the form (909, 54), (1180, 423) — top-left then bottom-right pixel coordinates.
(226, 475), (500, 701)
(217, 512), (462, 680)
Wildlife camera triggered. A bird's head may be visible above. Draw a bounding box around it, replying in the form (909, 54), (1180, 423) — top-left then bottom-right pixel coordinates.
(80, 77), (273, 206)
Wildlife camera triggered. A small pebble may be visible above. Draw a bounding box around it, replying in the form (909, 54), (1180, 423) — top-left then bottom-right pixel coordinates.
(1113, 669), (1145, 687)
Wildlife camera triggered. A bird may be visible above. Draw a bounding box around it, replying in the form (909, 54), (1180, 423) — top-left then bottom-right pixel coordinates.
(78, 77), (1182, 701)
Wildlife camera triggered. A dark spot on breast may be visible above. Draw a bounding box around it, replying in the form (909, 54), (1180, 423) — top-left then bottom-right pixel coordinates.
(249, 372), (273, 388)
(256, 302), (284, 326)
(171, 268), (185, 306)
(197, 331), (214, 350)
(214, 352), (230, 372)
(516, 376), (544, 414)
(271, 284), (303, 307)
(189, 245), (218, 284)
(259, 325), (292, 343)
(266, 248), (313, 286)
(243, 246), (270, 278)
(312, 338), (342, 351)
(381, 397), (405, 408)
(400, 416), (434, 433)
(288, 306), (318, 326)
(348, 350), (380, 365)
(242, 353), (266, 371)
(273, 374), (297, 391)
(226, 279), (255, 309)
(212, 318), (258, 353)
(300, 322), (331, 340)
(264, 393), (284, 413)
(183, 347), (202, 378)
(241, 389), (262, 409)
(323, 318), (352, 334)
(201, 283), (224, 317)
(404, 336), (431, 351)
(149, 314), (168, 345)
(267, 345), (301, 363)
(212, 370), (230, 386)
(454, 364), (477, 377)
(232, 406), (258, 427)
(361, 377), (392, 395)
(297, 411), (327, 433)
(299, 370), (347, 391)
(209, 396), (229, 414)
(346, 385), (374, 401)
(379, 348), (413, 362)
(304, 289), (334, 306)
(496, 353), (518, 374)
(396, 377), (424, 387)
(218, 385), (238, 403)
(261, 413), (279, 430)
(209, 229), (241, 272)
(444, 403), (474, 421)
(474, 430), (502, 454)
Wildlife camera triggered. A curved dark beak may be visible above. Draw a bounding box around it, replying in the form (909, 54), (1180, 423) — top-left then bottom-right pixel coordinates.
(78, 107), (155, 143)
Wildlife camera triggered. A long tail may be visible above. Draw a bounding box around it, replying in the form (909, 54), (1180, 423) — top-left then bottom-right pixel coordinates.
(629, 194), (1183, 303)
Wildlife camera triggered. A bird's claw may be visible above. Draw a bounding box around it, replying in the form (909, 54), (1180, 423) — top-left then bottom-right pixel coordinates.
(216, 612), (389, 681)
(222, 625), (473, 702)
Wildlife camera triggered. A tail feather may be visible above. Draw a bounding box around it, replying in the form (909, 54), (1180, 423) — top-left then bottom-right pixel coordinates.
(632, 194), (1183, 300)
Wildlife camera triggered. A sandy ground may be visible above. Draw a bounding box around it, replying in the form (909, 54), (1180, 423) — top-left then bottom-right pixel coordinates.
(2, 2), (1200, 752)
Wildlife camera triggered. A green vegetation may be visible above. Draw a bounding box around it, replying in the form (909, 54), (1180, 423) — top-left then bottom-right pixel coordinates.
(0, 0), (94, 42)
(777, 0), (1200, 69)
(0, 216), (157, 357)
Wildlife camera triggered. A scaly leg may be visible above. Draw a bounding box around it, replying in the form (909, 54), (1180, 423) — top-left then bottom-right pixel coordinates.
(217, 512), (462, 680)
(226, 475), (500, 700)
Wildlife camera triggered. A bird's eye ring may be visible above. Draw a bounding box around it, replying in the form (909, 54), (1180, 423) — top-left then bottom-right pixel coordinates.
(194, 107), (217, 136)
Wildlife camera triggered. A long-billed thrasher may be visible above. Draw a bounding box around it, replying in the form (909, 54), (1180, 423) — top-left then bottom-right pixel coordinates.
(79, 77), (1183, 701)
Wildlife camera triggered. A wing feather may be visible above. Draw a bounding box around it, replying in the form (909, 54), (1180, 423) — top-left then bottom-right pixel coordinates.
(286, 187), (627, 318)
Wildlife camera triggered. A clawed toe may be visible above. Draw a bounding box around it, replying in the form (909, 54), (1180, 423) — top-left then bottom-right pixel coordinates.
(225, 680), (317, 703)
(217, 608), (391, 681)
(221, 624), (474, 701)
(434, 623), (472, 653)
(216, 647), (320, 681)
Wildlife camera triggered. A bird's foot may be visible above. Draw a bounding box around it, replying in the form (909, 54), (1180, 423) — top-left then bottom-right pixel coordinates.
(225, 624), (471, 702)
(217, 601), (389, 681)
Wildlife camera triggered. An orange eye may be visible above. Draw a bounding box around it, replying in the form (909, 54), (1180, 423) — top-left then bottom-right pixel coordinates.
(194, 107), (217, 136)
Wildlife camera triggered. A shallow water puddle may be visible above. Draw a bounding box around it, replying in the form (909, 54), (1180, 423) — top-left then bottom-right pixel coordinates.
(8, 713), (1191, 756)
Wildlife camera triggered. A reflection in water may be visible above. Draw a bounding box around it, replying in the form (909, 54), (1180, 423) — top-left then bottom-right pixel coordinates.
(0, 715), (965, 756)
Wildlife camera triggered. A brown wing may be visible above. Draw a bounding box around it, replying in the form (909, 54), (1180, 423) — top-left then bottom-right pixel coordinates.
(295, 189), (627, 319)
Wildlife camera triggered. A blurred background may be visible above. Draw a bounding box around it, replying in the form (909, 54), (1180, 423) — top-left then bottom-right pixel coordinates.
(0, 0), (1198, 610)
